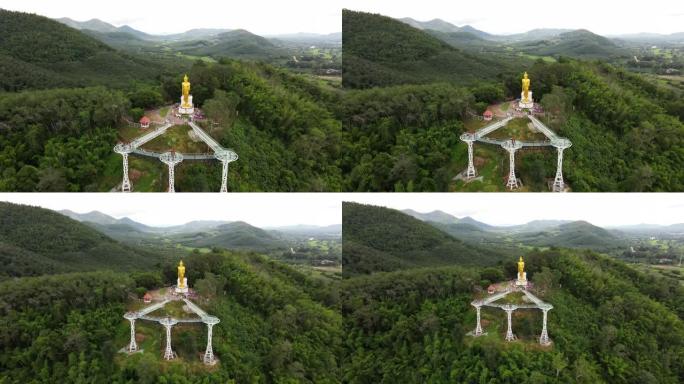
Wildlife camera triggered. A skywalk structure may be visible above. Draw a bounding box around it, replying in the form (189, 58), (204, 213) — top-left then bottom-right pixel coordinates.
(121, 261), (220, 365)
(468, 256), (553, 345)
(114, 75), (238, 192)
(460, 73), (571, 191)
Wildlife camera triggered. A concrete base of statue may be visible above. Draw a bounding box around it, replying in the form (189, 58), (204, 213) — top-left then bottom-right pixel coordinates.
(178, 95), (194, 115)
(175, 277), (188, 294)
(518, 91), (534, 109)
(515, 272), (527, 287)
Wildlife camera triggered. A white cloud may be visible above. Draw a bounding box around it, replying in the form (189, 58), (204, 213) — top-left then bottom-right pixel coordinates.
(0, 0), (342, 35)
(0, 193), (341, 228)
(343, 0), (684, 35)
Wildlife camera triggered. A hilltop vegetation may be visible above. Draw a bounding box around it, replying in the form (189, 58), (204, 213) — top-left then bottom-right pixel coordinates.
(170, 221), (287, 251)
(0, 202), (342, 383)
(170, 30), (287, 61)
(340, 249), (684, 383)
(340, 9), (684, 191)
(342, 203), (505, 276)
(0, 87), (129, 191)
(0, 251), (342, 383)
(0, 202), (165, 279)
(513, 29), (628, 59)
(162, 59), (343, 191)
(342, 10), (522, 88)
(0, 9), (345, 192)
(515, 221), (624, 250)
(0, 10), (164, 91)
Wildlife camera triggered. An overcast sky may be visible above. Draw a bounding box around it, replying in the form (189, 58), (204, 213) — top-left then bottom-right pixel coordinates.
(0, 0), (342, 35)
(0, 194), (341, 228)
(345, 193), (684, 227)
(1, 193), (682, 228)
(344, 0), (684, 35)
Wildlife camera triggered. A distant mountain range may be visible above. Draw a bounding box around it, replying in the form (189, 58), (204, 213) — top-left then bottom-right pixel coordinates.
(392, 16), (684, 61)
(399, 18), (496, 40)
(51, 16), (341, 63)
(59, 210), (341, 249)
(402, 208), (684, 235)
(346, 204), (684, 275)
(396, 16), (683, 44)
(55, 17), (341, 45)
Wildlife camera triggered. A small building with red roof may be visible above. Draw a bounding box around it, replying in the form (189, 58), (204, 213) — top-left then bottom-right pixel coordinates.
(140, 116), (151, 129)
(143, 292), (152, 303)
(483, 110), (493, 121)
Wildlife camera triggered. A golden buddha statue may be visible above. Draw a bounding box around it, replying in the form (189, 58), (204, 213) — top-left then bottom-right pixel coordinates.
(178, 260), (186, 288)
(181, 75), (191, 108)
(521, 72), (530, 102)
(517, 256), (525, 280)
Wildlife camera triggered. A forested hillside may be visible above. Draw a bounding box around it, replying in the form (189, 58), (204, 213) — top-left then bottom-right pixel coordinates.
(528, 60), (684, 191)
(515, 221), (624, 250)
(513, 29), (629, 59)
(0, 9), (344, 192)
(340, 249), (684, 383)
(0, 202), (165, 279)
(340, 83), (475, 191)
(0, 87), (129, 191)
(342, 203), (505, 276)
(0, 10), (163, 91)
(0, 31), (344, 191)
(339, 56), (684, 191)
(170, 29), (287, 60)
(0, 251), (343, 383)
(171, 221), (286, 251)
(342, 10), (522, 88)
(174, 60), (344, 191)
(341, 9), (684, 191)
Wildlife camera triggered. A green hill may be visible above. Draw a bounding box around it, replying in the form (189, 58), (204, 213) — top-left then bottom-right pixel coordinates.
(517, 220), (626, 250)
(430, 219), (626, 252)
(342, 202), (505, 276)
(81, 30), (155, 50)
(426, 30), (497, 49)
(401, 209), (459, 224)
(173, 29), (287, 60)
(0, 251), (342, 383)
(0, 9), (160, 90)
(0, 202), (164, 278)
(342, 10), (520, 88)
(515, 29), (629, 59)
(339, 57), (684, 192)
(0, 58), (344, 192)
(173, 221), (287, 251)
(340, 249), (684, 383)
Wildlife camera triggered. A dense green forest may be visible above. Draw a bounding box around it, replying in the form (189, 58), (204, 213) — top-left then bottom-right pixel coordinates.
(169, 221), (287, 251)
(340, 249), (684, 383)
(0, 10), (170, 91)
(0, 9), (345, 192)
(342, 202), (505, 276)
(0, 202), (165, 279)
(0, 87), (130, 191)
(169, 60), (344, 191)
(0, 203), (342, 383)
(340, 10), (684, 191)
(342, 10), (524, 88)
(0, 251), (342, 383)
